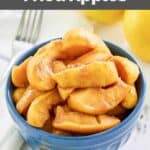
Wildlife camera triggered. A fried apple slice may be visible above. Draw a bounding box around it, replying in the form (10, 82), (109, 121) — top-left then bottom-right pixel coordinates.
(96, 115), (120, 131)
(55, 51), (111, 100)
(61, 28), (111, 59)
(70, 50), (111, 65)
(34, 40), (63, 58)
(16, 86), (43, 114)
(27, 56), (56, 91)
(52, 60), (66, 73)
(27, 40), (65, 91)
(12, 88), (26, 104)
(122, 85), (138, 109)
(58, 87), (74, 100)
(52, 61), (74, 100)
(53, 106), (120, 134)
(12, 57), (32, 87)
(68, 79), (130, 115)
(111, 56), (140, 85)
(53, 61), (118, 88)
(27, 89), (62, 127)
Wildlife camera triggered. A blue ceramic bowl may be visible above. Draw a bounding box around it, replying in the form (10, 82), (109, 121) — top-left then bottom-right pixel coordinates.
(5, 39), (146, 150)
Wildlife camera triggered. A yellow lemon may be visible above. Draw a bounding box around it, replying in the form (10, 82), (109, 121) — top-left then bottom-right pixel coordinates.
(124, 10), (150, 61)
(83, 10), (124, 24)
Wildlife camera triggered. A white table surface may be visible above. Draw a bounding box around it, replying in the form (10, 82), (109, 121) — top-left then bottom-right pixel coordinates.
(0, 10), (150, 150)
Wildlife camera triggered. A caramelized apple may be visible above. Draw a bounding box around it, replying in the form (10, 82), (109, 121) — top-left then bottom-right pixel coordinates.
(27, 56), (56, 91)
(70, 50), (111, 65)
(12, 57), (32, 87)
(61, 28), (111, 59)
(53, 106), (120, 134)
(53, 61), (118, 88)
(111, 56), (140, 84)
(12, 88), (26, 104)
(16, 86), (43, 114)
(27, 89), (62, 127)
(35, 40), (63, 58)
(122, 85), (138, 109)
(68, 79), (130, 115)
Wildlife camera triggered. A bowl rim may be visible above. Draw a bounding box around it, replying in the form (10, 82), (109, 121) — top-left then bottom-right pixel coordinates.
(5, 39), (146, 143)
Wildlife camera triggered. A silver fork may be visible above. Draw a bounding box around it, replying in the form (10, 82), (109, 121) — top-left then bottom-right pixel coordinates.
(0, 10), (43, 83)
(12, 10), (43, 56)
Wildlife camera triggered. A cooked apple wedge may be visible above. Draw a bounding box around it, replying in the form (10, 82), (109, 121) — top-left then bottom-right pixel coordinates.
(27, 89), (62, 127)
(70, 50), (111, 65)
(12, 57), (32, 87)
(34, 40), (63, 58)
(61, 28), (111, 59)
(52, 62), (74, 100)
(12, 88), (26, 104)
(27, 56), (56, 91)
(68, 79), (130, 115)
(16, 86), (43, 114)
(53, 62), (73, 100)
(27, 40), (66, 91)
(111, 56), (140, 85)
(122, 85), (138, 109)
(53, 106), (120, 134)
(56, 51), (111, 100)
(53, 61), (118, 88)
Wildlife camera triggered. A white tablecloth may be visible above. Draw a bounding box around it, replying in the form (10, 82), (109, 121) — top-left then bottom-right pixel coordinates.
(0, 10), (150, 150)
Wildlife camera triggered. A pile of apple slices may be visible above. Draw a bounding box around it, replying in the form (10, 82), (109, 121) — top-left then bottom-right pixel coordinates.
(11, 28), (139, 136)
